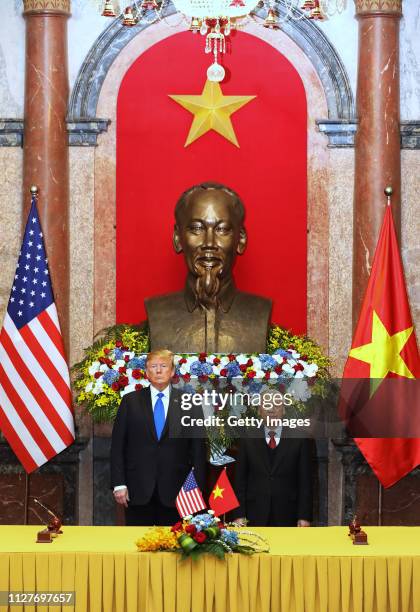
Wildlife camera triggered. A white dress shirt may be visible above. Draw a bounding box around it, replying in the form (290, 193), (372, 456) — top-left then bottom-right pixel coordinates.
(113, 384), (171, 493)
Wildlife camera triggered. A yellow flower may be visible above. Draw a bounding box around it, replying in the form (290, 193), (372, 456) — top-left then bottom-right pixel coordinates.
(136, 527), (178, 552)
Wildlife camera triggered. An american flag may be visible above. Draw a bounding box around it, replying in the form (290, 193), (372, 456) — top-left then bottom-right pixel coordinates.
(175, 469), (206, 518)
(0, 193), (75, 473)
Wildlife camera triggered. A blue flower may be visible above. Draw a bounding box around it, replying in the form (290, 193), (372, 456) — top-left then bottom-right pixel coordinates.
(221, 529), (239, 545)
(273, 349), (293, 358)
(191, 513), (216, 531)
(226, 361), (241, 377)
(248, 380), (263, 394)
(258, 354), (276, 370)
(127, 356), (146, 370)
(113, 348), (125, 360)
(102, 369), (119, 385)
(190, 360), (213, 376)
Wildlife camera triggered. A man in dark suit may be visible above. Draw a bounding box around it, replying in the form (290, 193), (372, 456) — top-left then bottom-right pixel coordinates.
(233, 400), (313, 527)
(111, 349), (207, 526)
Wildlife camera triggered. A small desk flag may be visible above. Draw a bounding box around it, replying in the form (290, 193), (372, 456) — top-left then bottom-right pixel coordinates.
(209, 468), (240, 516)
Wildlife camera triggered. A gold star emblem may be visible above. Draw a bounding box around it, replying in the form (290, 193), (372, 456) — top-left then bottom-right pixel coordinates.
(169, 80), (256, 147)
(349, 310), (414, 395)
(212, 485), (224, 499)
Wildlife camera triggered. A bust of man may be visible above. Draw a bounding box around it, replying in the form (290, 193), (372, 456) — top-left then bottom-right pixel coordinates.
(145, 182), (272, 353)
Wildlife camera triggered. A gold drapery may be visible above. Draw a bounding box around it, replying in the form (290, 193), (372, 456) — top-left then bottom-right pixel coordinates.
(1, 526), (419, 612)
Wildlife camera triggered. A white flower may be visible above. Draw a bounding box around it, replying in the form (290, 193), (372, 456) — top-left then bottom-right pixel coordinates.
(115, 359), (126, 368)
(304, 363), (318, 377)
(289, 379), (310, 401)
(92, 381), (103, 395)
(121, 384), (136, 396)
(282, 364), (295, 376)
(86, 382), (93, 392)
(88, 362), (100, 376)
(220, 355), (230, 365)
(236, 354), (249, 365)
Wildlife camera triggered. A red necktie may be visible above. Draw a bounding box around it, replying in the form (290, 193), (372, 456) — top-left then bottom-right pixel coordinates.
(268, 431), (277, 449)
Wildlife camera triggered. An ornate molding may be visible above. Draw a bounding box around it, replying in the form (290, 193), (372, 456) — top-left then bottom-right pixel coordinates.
(68, 0), (355, 122)
(67, 118), (111, 146)
(354, 0), (402, 16)
(316, 120), (358, 147)
(0, 119), (24, 147)
(23, 0), (71, 14)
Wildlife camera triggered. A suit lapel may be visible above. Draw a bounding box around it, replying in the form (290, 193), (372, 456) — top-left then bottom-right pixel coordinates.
(271, 435), (288, 473)
(252, 435), (270, 472)
(143, 386), (158, 441)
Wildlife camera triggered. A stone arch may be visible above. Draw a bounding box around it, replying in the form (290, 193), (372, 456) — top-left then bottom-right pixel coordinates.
(68, 1), (354, 121)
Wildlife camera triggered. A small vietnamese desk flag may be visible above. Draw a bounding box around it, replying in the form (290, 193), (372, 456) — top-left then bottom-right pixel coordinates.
(342, 203), (420, 488)
(0, 191), (75, 473)
(209, 468), (240, 516)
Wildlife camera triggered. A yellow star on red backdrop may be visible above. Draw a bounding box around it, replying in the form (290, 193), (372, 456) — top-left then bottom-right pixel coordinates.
(212, 484), (224, 499)
(349, 310), (414, 395)
(169, 80), (256, 147)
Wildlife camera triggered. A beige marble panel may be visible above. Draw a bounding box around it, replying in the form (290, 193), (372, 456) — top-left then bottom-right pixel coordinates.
(401, 150), (420, 342)
(69, 147), (95, 367)
(327, 149), (355, 376)
(0, 149), (23, 323)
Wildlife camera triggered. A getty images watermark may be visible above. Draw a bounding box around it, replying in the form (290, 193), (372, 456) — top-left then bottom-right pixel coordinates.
(179, 389), (311, 429)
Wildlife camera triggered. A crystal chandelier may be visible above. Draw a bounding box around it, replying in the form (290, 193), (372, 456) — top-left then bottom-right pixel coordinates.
(97, 1), (347, 81)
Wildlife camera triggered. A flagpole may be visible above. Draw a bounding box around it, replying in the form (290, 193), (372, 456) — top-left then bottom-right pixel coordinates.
(378, 482), (383, 526)
(23, 472), (29, 525)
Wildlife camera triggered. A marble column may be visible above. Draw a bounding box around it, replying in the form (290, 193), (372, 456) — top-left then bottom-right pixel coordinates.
(353, 0), (402, 325)
(22, 0), (71, 353)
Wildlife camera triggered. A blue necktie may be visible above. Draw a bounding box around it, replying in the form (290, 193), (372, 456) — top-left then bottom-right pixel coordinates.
(153, 392), (165, 440)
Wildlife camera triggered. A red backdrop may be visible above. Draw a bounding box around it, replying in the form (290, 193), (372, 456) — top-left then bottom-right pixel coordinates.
(116, 30), (307, 332)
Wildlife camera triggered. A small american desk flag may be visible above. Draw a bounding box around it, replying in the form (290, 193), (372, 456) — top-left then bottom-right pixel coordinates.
(0, 192), (75, 473)
(176, 469), (206, 518)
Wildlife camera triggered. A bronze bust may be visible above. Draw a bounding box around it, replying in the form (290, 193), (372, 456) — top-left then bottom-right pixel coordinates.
(145, 182), (272, 353)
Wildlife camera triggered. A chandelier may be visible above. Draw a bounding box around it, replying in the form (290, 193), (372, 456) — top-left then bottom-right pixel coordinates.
(97, 1), (346, 81)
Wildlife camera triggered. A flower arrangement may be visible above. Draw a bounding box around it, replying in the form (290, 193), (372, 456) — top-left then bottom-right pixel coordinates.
(135, 510), (269, 560)
(73, 324), (331, 424)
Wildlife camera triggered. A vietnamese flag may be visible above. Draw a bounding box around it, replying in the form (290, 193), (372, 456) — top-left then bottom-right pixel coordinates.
(342, 204), (420, 488)
(209, 468), (240, 516)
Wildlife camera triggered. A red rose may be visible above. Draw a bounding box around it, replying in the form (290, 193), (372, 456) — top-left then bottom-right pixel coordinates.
(99, 357), (106, 364)
(274, 365), (283, 375)
(171, 521), (183, 532)
(239, 364), (247, 373)
(135, 384), (143, 391)
(301, 355), (308, 361)
(308, 376), (317, 386)
(179, 358), (187, 365)
(185, 524), (197, 535)
(172, 375), (180, 384)
(132, 369), (143, 380)
(115, 340), (122, 348)
(94, 371), (102, 379)
(199, 352), (207, 362)
(111, 382), (120, 391)
(228, 354), (236, 362)
(122, 346), (129, 351)
(247, 370), (256, 378)
(193, 531), (207, 543)
(118, 366), (126, 374)
(294, 363), (304, 372)
(247, 359), (253, 367)
(104, 348), (110, 355)
(124, 355), (130, 362)
(119, 375), (129, 387)
(213, 357), (221, 366)
(264, 371), (270, 380)
(182, 373), (191, 382)
(199, 375), (208, 383)
(220, 368), (228, 377)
